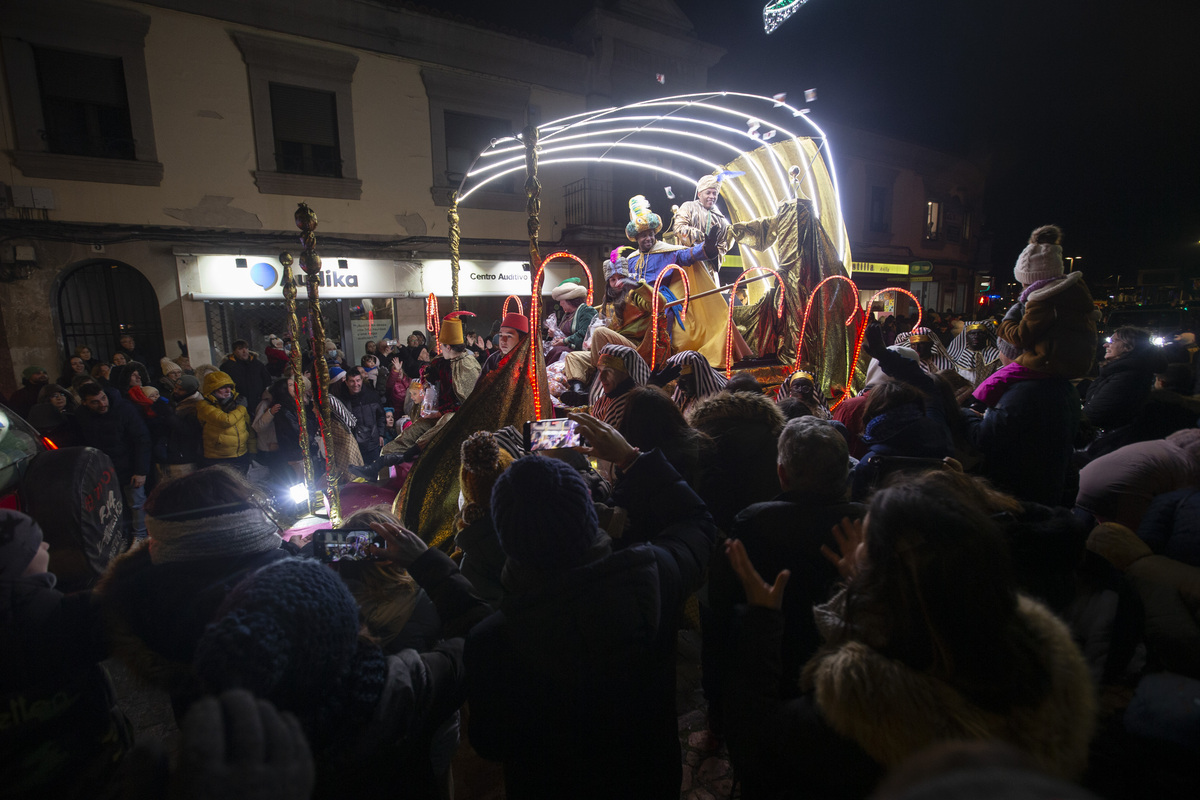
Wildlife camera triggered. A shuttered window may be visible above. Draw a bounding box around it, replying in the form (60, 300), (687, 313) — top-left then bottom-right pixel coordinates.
(270, 83), (341, 177)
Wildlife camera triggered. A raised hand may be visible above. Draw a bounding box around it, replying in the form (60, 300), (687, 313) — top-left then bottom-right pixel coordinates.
(821, 516), (866, 580)
(725, 538), (789, 609)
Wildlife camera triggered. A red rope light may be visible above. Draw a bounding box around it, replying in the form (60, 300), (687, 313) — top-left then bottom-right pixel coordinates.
(425, 293), (440, 341)
(649, 265), (691, 370)
(502, 294), (524, 317)
(528, 258), (548, 420)
(831, 307), (869, 412)
(794, 275), (860, 371)
(541, 251), (595, 305)
(724, 267), (785, 377)
(869, 287), (923, 331)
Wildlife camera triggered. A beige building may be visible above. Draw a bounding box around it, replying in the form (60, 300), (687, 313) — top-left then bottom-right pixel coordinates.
(832, 124), (990, 319)
(0, 0), (724, 390)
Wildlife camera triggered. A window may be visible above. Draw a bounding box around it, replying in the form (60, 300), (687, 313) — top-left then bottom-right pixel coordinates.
(1, 0), (161, 185)
(925, 200), (941, 240)
(422, 67), (530, 209)
(444, 111), (512, 186)
(270, 84), (341, 177)
(34, 47), (135, 160)
(232, 31), (360, 200)
(869, 186), (891, 233)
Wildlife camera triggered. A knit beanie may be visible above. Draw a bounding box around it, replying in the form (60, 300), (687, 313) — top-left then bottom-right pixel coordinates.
(328, 366), (346, 383)
(160, 357), (182, 376)
(460, 431), (515, 510)
(0, 510), (44, 581)
(864, 345), (919, 387)
(1013, 225), (1064, 285)
(491, 456), (598, 570)
(177, 374), (201, 394)
(21, 365), (47, 381)
(194, 558), (387, 753)
(146, 500), (282, 565)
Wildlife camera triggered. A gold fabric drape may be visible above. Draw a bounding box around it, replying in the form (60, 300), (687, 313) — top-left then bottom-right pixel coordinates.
(395, 336), (546, 548)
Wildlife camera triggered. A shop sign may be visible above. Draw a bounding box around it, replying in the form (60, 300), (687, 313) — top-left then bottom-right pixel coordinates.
(188, 255), (417, 299)
(909, 260), (934, 276)
(423, 260), (587, 297)
(851, 261), (909, 275)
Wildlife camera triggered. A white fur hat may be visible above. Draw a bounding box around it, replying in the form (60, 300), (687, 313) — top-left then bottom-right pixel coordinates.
(1014, 225), (1064, 285)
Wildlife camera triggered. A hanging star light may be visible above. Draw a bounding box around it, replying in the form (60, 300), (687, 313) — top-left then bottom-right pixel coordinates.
(764, 0), (813, 34)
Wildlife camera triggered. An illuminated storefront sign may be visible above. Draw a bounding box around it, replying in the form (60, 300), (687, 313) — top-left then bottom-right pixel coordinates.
(851, 261), (909, 275)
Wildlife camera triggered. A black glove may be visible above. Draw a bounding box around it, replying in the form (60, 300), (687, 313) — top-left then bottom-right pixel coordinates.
(703, 224), (722, 258)
(863, 322), (887, 360)
(648, 363), (683, 387)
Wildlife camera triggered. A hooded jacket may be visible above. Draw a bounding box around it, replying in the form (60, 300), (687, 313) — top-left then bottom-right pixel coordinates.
(998, 271), (1100, 378)
(196, 371), (255, 459)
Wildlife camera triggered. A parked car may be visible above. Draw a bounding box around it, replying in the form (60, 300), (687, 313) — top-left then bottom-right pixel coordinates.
(0, 402), (51, 510)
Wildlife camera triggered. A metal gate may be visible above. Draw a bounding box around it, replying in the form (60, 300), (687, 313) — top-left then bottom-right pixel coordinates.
(203, 299), (343, 365)
(56, 259), (165, 365)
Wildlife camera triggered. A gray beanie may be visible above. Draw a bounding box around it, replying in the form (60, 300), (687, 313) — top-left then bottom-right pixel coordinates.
(0, 510), (44, 581)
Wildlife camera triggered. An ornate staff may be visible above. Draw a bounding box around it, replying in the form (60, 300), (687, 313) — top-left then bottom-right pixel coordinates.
(294, 202), (341, 525)
(522, 124), (550, 419)
(278, 252), (314, 513)
(448, 192), (461, 311)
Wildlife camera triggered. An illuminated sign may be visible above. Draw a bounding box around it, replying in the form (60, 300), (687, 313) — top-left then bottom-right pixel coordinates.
(184, 255), (419, 299)
(423, 260), (585, 297)
(851, 261), (909, 275)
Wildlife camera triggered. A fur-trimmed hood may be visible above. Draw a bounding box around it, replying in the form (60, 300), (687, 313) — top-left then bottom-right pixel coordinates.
(1024, 272), (1101, 323)
(804, 595), (1096, 779)
(686, 389), (785, 436)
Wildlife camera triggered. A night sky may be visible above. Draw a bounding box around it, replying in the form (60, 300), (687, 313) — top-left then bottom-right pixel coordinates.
(443, 0), (1200, 283)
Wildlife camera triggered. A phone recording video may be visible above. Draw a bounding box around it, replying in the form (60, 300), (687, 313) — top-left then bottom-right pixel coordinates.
(524, 418), (585, 452)
(314, 529), (382, 562)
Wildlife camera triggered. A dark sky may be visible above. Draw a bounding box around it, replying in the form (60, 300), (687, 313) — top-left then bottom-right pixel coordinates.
(444, 0), (1200, 282)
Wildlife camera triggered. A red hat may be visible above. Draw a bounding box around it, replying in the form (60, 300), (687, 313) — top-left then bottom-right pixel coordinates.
(500, 313), (529, 334)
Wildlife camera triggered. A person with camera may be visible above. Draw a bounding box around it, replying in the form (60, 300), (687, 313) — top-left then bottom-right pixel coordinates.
(463, 411), (717, 798)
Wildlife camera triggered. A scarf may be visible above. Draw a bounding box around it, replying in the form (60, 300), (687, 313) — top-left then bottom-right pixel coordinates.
(971, 362), (1054, 407)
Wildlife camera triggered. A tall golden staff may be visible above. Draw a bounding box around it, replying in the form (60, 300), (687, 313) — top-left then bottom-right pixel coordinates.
(448, 192), (461, 311)
(294, 202), (341, 525)
(522, 124), (551, 418)
(278, 252), (314, 513)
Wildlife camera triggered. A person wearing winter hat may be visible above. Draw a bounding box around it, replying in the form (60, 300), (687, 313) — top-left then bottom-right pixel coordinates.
(196, 371), (255, 473)
(0, 509), (132, 798)
(996, 225), (1100, 380)
(465, 411), (717, 798)
(546, 277), (597, 366)
(264, 334), (289, 377)
(834, 344), (921, 459)
(478, 312), (530, 384)
(162, 373), (204, 478)
(195, 520), (489, 798)
(158, 357), (184, 397)
(328, 364), (347, 384)
(453, 431), (515, 604)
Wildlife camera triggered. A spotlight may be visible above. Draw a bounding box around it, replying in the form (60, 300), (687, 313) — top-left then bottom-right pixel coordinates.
(289, 483), (309, 503)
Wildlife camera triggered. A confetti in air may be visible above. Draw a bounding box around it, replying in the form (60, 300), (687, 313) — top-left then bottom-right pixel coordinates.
(805, 88), (818, 103)
(655, 73), (666, 84)
(772, 92), (788, 106)
(763, 0), (813, 34)
(664, 186), (675, 199)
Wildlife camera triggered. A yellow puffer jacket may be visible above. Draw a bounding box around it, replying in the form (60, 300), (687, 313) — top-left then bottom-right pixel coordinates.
(196, 371), (256, 459)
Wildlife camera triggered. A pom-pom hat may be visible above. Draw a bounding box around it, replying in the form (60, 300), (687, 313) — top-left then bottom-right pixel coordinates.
(1014, 225), (1065, 286)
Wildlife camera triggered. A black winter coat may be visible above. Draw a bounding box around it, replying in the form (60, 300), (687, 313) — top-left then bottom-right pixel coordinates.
(219, 354), (272, 410)
(464, 449), (717, 799)
(336, 384), (385, 448)
(964, 376), (1081, 506)
(706, 491), (866, 723)
(74, 391), (152, 480)
(1083, 344), (1168, 430)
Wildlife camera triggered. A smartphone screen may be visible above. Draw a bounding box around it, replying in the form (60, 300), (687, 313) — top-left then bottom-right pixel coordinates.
(524, 418), (584, 452)
(314, 529), (380, 562)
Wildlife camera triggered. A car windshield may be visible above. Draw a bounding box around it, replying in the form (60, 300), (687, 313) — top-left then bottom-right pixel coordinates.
(0, 404), (43, 497)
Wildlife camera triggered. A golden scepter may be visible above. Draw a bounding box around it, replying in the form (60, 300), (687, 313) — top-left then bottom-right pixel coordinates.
(278, 252), (314, 514)
(294, 202), (341, 525)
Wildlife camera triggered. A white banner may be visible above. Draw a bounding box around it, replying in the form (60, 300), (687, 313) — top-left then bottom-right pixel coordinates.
(422, 260), (591, 297)
(187, 255), (421, 299)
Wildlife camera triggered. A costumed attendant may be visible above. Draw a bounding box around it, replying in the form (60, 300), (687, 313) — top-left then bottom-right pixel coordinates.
(664, 350), (728, 416)
(561, 249), (672, 406)
(590, 344), (650, 431)
(352, 312), (481, 479)
(671, 173), (732, 277)
(478, 313), (529, 384)
(894, 327), (957, 374)
(544, 278), (596, 366)
(778, 370), (831, 419)
(947, 321), (1002, 385)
